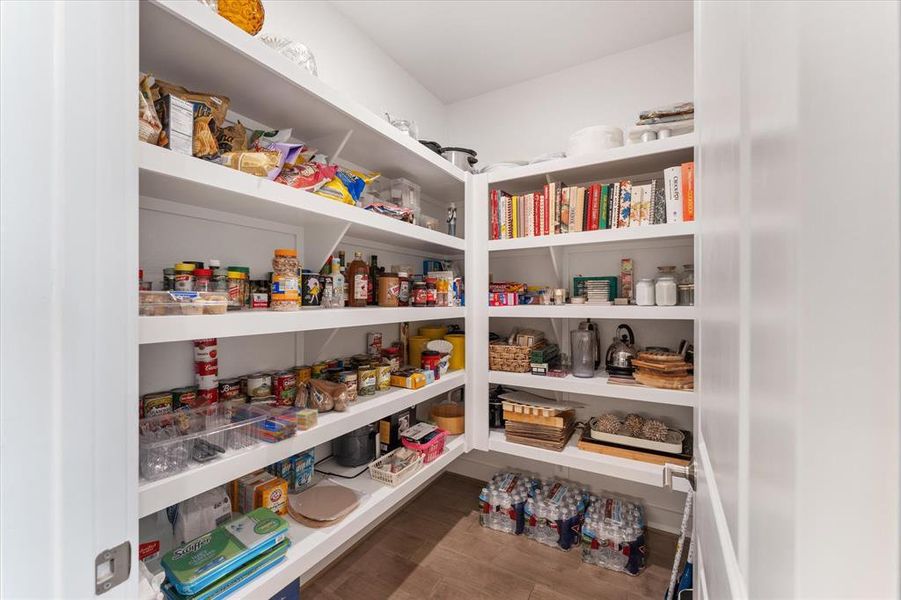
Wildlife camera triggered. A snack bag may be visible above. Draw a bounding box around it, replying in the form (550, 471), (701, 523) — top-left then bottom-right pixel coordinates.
(275, 161), (337, 191)
(217, 120), (247, 154)
(138, 74), (161, 144)
(150, 78), (230, 129)
(192, 103), (220, 160)
(218, 151), (281, 177)
(316, 168), (380, 205)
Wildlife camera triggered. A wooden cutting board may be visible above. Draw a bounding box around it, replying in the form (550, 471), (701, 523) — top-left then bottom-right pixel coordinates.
(634, 371), (694, 390)
(503, 409), (573, 427)
(631, 358), (692, 373)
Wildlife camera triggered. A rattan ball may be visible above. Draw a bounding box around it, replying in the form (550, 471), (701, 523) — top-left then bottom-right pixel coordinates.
(640, 418), (669, 442)
(595, 413), (622, 434)
(623, 413), (645, 437)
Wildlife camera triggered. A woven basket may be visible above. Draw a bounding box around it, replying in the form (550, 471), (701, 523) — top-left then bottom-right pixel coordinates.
(489, 341), (539, 373)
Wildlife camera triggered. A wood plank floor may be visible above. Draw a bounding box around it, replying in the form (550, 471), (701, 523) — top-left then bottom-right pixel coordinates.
(304, 472), (683, 600)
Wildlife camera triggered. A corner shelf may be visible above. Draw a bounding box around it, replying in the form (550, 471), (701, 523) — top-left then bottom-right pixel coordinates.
(139, 371), (465, 517)
(488, 304), (694, 320)
(488, 370), (694, 406)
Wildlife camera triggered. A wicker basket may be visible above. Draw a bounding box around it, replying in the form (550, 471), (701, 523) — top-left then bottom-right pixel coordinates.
(489, 340), (540, 373)
(368, 448), (423, 487)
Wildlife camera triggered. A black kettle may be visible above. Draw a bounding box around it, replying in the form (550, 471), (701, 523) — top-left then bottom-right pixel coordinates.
(605, 324), (637, 376)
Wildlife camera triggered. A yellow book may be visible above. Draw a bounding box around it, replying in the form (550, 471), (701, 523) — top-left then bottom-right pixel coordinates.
(512, 195), (519, 238)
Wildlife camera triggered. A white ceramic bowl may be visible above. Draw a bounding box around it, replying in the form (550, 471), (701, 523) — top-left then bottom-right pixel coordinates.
(566, 125), (624, 156)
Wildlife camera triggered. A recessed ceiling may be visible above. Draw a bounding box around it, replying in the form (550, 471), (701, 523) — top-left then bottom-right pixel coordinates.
(331, 0), (693, 103)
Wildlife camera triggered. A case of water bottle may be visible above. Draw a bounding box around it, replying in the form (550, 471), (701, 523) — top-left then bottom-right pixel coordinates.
(523, 480), (590, 551)
(478, 471), (537, 535)
(580, 494), (648, 576)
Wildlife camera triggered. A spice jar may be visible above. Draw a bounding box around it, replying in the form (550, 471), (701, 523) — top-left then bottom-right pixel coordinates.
(193, 268), (212, 292)
(139, 269), (152, 291)
(211, 267), (228, 293)
(397, 272), (410, 306)
(174, 263), (195, 291)
(425, 277), (437, 307)
(377, 272), (400, 307)
(655, 266), (678, 306)
(636, 278), (656, 306)
(411, 281), (428, 307)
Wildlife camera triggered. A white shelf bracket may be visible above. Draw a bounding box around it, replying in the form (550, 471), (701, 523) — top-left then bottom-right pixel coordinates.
(314, 328), (341, 362)
(329, 129), (354, 165)
(304, 221), (351, 272)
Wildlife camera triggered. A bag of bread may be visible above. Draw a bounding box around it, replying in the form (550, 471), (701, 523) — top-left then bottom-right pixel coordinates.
(217, 121), (247, 154)
(309, 379), (348, 412)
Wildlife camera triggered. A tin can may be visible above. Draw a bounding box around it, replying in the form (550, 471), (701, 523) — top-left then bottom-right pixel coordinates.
(301, 272), (323, 306)
(323, 367), (343, 382)
(381, 346), (401, 372)
(195, 374), (218, 390)
(376, 364), (392, 391)
(351, 354), (371, 368)
(339, 370), (358, 402)
(246, 372), (272, 399)
(194, 359), (218, 376)
(197, 387), (219, 405)
(293, 365), (312, 384)
(357, 366), (377, 396)
(311, 362), (327, 379)
(421, 350), (441, 380)
(273, 370), (297, 406)
(367, 332), (383, 356)
(218, 378), (242, 402)
(171, 386), (199, 410)
(141, 391), (173, 418)
(193, 338), (218, 361)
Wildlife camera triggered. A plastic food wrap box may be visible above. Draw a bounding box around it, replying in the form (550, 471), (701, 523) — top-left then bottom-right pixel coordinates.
(140, 290), (228, 316)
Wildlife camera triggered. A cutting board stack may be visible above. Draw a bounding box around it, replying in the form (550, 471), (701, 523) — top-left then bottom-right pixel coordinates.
(501, 394), (575, 451)
(631, 351), (694, 390)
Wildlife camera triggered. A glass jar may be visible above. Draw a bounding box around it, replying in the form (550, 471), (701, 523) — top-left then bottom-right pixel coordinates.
(397, 272), (410, 306)
(411, 281), (428, 307)
(270, 293), (300, 312)
(678, 264), (695, 306)
(655, 266), (678, 306)
(174, 263), (195, 291)
(227, 269), (247, 310)
(162, 267), (176, 291)
(211, 267), (228, 293)
(272, 248), (299, 275)
(193, 268), (212, 292)
(636, 278), (656, 306)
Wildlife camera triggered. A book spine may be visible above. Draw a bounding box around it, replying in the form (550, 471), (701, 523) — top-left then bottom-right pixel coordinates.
(612, 182), (621, 228)
(543, 190), (550, 236)
(524, 193), (532, 237)
(618, 180), (632, 228)
(628, 184), (640, 227)
(640, 184), (650, 226)
(681, 161), (695, 221)
(534, 192), (541, 236)
(591, 184), (601, 230)
(490, 189), (498, 239)
(561, 187), (570, 234)
(555, 184), (563, 234)
(599, 184), (608, 229)
(664, 167), (683, 223)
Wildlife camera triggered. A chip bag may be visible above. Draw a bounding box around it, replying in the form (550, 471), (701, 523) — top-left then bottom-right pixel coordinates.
(315, 168), (380, 205)
(275, 162), (338, 191)
(218, 151), (281, 178)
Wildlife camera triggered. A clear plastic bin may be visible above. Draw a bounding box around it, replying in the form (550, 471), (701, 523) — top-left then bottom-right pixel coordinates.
(390, 178), (421, 220)
(250, 404), (299, 443)
(139, 290), (228, 316)
(138, 403), (266, 481)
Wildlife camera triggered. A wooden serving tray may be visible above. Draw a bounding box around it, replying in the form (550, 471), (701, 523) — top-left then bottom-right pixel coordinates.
(503, 409), (573, 428)
(577, 429), (692, 466)
(634, 371), (694, 390)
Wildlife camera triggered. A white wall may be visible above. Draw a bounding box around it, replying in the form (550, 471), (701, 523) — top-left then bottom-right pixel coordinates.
(260, 1), (447, 141)
(445, 33), (693, 167)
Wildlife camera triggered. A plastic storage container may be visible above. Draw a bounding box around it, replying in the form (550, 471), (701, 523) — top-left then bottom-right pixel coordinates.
(401, 427), (448, 463)
(138, 403), (266, 481)
(390, 178), (421, 222)
(139, 290), (228, 316)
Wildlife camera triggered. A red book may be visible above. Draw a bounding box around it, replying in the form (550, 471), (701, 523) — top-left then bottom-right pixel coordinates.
(587, 184), (599, 230)
(681, 161), (695, 221)
(533, 192), (540, 236)
(490, 189), (499, 240)
(543, 191), (550, 235)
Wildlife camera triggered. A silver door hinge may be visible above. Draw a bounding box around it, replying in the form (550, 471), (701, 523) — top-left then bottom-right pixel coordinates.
(663, 462), (696, 491)
(95, 541), (131, 595)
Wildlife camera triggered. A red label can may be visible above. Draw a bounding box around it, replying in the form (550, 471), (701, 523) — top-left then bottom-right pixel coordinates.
(194, 359), (218, 376)
(273, 370), (297, 406)
(197, 387), (219, 405)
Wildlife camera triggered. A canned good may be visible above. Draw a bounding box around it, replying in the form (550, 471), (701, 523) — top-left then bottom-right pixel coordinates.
(357, 366), (377, 396)
(367, 332), (383, 356)
(172, 386), (199, 410)
(195, 374), (218, 390)
(246, 372), (272, 398)
(339, 370), (358, 402)
(273, 370), (297, 407)
(193, 338), (218, 361)
(218, 378), (242, 402)
(381, 346), (401, 372)
(301, 272), (323, 306)
(311, 362), (327, 379)
(412, 281), (428, 307)
(421, 350), (441, 380)
(194, 359), (218, 376)
(376, 364), (391, 391)
(426, 277), (437, 307)
(141, 391), (173, 418)
(293, 365), (312, 383)
(351, 354), (371, 368)
(323, 367), (343, 382)
(197, 387), (219, 405)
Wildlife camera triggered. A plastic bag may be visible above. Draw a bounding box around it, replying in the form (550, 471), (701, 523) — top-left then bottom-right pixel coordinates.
(138, 74), (161, 144)
(275, 161), (337, 191)
(308, 379), (348, 413)
(316, 168), (380, 205)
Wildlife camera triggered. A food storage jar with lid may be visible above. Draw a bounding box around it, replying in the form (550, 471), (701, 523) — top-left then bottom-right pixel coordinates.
(174, 263), (195, 291)
(678, 264), (695, 306)
(226, 268), (247, 310)
(193, 268), (212, 292)
(635, 278), (656, 306)
(272, 248), (299, 275)
(377, 273), (400, 307)
(411, 281), (428, 307)
(655, 266), (678, 306)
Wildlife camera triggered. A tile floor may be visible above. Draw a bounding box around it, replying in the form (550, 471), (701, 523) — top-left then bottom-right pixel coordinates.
(304, 473), (683, 600)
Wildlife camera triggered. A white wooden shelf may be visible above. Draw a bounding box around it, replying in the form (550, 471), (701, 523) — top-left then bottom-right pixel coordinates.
(488, 370), (694, 406)
(232, 435), (466, 597)
(488, 430), (690, 492)
(139, 144), (465, 256)
(488, 304), (694, 320)
(487, 134), (695, 192)
(140, 0), (465, 201)
(140, 306), (465, 344)
(487, 222), (695, 252)
(139, 371), (465, 517)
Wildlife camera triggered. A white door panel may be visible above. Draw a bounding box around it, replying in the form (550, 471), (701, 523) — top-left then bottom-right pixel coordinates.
(0, 1), (139, 597)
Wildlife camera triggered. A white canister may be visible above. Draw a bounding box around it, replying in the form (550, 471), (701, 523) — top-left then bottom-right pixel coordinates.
(636, 279), (656, 306)
(655, 274), (678, 306)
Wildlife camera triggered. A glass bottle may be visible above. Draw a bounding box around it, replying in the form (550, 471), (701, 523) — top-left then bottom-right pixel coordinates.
(347, 252), (369, 307)
(330, 256), (345, 307)
(367, 255), (380, 305)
